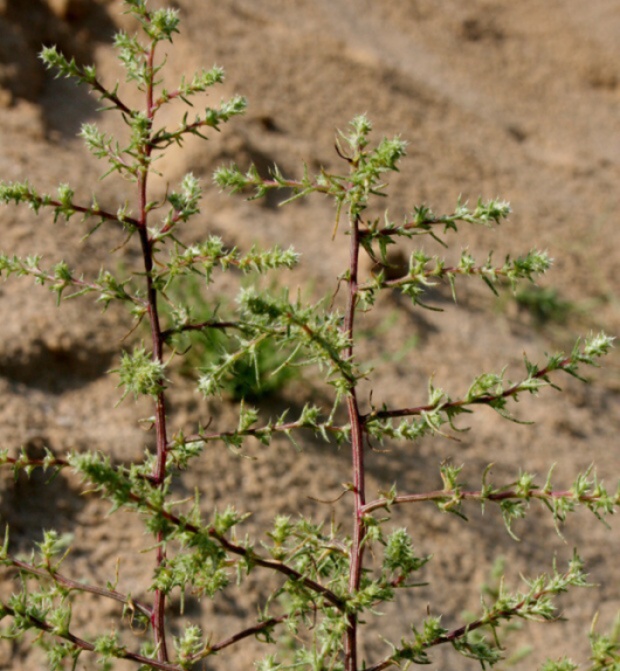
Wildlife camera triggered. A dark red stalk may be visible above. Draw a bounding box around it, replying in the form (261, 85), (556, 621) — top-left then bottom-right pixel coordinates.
(135, 35), (170, 664)
(343, 215), (365, 671)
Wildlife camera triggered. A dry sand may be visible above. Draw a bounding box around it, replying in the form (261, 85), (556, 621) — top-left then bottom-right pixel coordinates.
(0, 1), (619, 669)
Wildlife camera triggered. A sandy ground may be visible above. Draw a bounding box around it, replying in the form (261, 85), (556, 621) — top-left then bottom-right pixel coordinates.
(0, 0), (619, 669)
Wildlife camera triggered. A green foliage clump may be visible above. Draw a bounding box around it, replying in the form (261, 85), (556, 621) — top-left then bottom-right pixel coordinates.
(161, 274), (300, 401)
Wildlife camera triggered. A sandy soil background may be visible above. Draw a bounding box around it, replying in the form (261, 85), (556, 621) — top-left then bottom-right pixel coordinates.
(0, 0), (619, 669)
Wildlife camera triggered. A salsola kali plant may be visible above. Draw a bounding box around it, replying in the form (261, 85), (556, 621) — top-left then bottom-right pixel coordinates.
(0, 1), (617, 670)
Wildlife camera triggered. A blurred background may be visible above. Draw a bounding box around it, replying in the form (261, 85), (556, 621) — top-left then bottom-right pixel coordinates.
(0, 1), (619, 669)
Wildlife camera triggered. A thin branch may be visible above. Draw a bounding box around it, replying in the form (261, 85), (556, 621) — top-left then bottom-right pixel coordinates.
(363, 582), (569, 671)
(170, 419), (348, 449)
(0, 454), (69, 469)
(212, 529), (346, 610)
(124, 491), (346, 611)
(361, 487), (617, 515)
(358, 217), (453, 239)
(357, 263), (519, 292)
(161, 319), (246, 340)
(362, 356), (575, 423)
(23, 195), (140, 229)
(6, 556), (152, 619)
(202, 615), (287, 656)
(137, 32), (172, 664)
(0, 602), (180, 671)
(18, 265), (142, 307)
(343, 214), (365, 671)
(88, 79), (133, 117)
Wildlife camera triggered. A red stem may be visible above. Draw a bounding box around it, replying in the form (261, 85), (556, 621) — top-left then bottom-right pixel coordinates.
(343, 216), (365, 671)
(135, 35), (170, 664)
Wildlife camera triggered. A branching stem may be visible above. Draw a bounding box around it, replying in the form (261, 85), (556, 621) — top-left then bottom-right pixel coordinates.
(136, 34), (170, 664)
(344, 214), (365, 671)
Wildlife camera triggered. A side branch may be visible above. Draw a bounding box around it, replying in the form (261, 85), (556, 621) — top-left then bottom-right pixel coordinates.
(168, 417), (348, 449)
(0, 601), (180, 671)
(209, 528), (346, 611)
(45, 198), (141, 228)
(362, 344), (609, 426)
(89, 79), (133, 116)
(161, 319), (247, 341)
(0, 182), (140, 229)
(357, 259), (544, 293)
(362, 486), (619, 516)
(125, 491), (346, 611)
(5, 556), (152, 619)
(357, 199), (512, 240)
(364, 560), (587, 671)
(39, 45), (133, 117)
(201, 615), (288, 657)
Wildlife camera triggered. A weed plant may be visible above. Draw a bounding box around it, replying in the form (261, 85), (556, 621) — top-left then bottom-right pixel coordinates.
(161, 273), (300, 401)
(0, 2), (617, 670)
